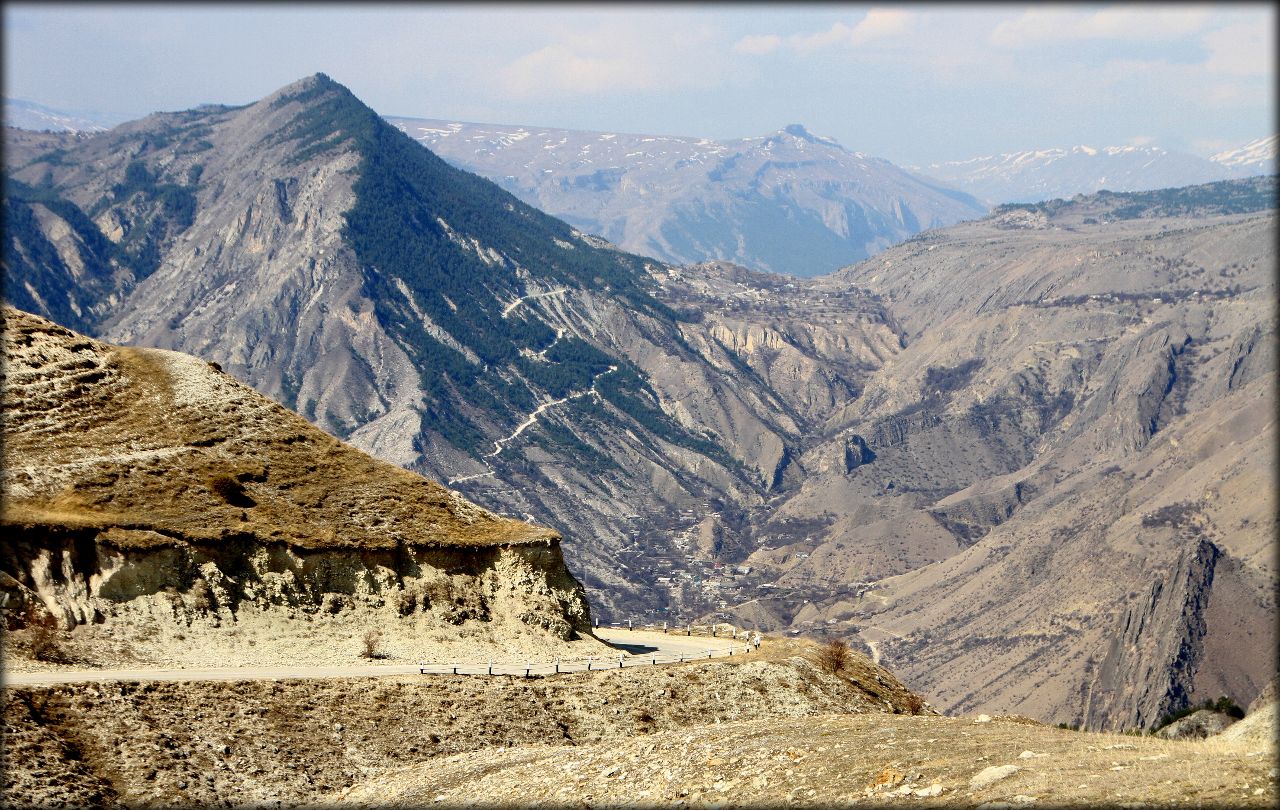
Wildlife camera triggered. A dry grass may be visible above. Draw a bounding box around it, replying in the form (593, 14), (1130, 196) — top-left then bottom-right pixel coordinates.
(1, 307), (557, 552)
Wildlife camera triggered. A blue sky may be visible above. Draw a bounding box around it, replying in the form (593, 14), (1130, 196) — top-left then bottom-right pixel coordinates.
(3, 3), (1274, 164)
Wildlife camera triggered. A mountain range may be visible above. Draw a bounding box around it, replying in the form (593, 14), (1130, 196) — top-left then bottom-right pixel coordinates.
(913, 138), (1276, 206)
(3, 98), (119, 133)
(386, 116), (988, 278)
(3, 74), (1275, 731)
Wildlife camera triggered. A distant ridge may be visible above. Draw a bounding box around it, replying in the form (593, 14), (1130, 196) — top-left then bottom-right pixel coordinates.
(386, 115), (988, 277)
(913, 138), (1275, 206)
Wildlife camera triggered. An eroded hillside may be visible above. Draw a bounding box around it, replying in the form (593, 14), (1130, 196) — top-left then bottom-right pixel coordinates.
(727, 190), (1277, 730)
(3, 75), (906, 621)
(1, 306), (598, 667)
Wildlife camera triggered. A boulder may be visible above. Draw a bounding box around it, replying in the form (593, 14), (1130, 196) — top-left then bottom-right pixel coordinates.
(1155, 709), (1238, 740)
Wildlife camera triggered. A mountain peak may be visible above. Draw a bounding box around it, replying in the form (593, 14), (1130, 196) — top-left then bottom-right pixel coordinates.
(260, 72), (357, 111)
(765, 124), (845, 153)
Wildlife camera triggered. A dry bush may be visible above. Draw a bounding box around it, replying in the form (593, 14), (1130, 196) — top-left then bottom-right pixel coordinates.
(360, 629), (383, 659)
(189, 579), (215, 614)
(208, 473), (256, 507)
(814, 638), (851, 675)
(903, 693), (926, 715)
(25, 604), (70, 663)
(397, 590), (417, 617)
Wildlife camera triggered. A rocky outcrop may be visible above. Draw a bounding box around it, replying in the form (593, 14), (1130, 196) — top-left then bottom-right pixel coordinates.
(1085, 538), (1220, 731)
(1155, 709), (1239, 740)
(1, 307), (595, 666)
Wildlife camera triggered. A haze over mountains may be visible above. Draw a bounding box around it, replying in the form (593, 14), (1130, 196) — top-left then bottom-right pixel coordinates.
(388, 116), (987, 278)
(3, 98), (118, 134)
(914, 137), (1278, 207)
(3, 74), (1276, 732)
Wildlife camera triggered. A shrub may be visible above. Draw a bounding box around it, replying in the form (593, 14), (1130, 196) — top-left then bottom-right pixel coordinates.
(814, 638), (851, 675)
(903, 693), (926, 715)
(209, 474), (255, 507)
(190, 579), (216, 614)
(1153, 695), (1245, 731)
(396, 590), (418, 617)
(360, 629), (383, 659)
(25, 605), (69, 663)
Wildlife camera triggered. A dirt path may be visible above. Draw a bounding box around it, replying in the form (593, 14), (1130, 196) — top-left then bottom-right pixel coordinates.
(2, 628), (747, 686)
(484, 365), (617, 459)
(501, 288), (567, 318)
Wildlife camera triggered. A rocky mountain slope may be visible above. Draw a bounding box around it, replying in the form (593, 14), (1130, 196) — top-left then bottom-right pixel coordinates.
(729, 180), (1277, 730)
(335, 710), (1276, 808)
(1, 306), (599, 668)
(914, 140), (1274, 206)
(387, 117), (987, 277)
(3, 75), (907, 621)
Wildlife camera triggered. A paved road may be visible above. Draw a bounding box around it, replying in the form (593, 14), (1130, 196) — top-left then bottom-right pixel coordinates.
(2, 628), (751, 686)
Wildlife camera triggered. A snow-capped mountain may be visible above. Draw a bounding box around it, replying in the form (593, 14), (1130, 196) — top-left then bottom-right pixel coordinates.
(3, 98), (117, 133)
(914, 137), (1276, 207)
(1210, 135), (1277, 177)
(385, 118), (987, 277)
(912, 144), (1245, 206)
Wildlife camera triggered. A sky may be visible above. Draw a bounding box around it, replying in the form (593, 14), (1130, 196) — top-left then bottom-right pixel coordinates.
(3, 2), (1275, 165)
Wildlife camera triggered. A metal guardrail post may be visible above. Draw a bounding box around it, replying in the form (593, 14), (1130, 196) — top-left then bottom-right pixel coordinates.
(587, 657), (593, 671)
(628, 619), (633, 630)
(488, 661), (493, 675)
(554, 660), (559, 674)
(451, 661), (458, 675)
(525, 663), (531, 678)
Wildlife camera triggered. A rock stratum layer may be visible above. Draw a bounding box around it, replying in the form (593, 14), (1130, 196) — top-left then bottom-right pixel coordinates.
(1, 306), (596, 667)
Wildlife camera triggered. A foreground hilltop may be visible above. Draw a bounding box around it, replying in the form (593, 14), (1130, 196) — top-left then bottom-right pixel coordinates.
(1, 306), (598, 667)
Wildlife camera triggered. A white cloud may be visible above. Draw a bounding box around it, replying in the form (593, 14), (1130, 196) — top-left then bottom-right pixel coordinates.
(494, 17), (731, 101)
(849, 9), (914, 45)
(789, 21), (856, 54)
(733, 34), (781, 55)
(736, 9), (916, 57)
(500, 43), (658, 98)
(991, 6), (1212, 48)
(1202, 21), (1273, 76)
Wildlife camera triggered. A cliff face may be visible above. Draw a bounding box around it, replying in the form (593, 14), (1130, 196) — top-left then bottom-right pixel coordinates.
(0, 307), (596, 667)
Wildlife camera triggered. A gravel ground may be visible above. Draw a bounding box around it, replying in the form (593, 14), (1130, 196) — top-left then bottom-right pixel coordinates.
(331, 711), (1278, 808)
